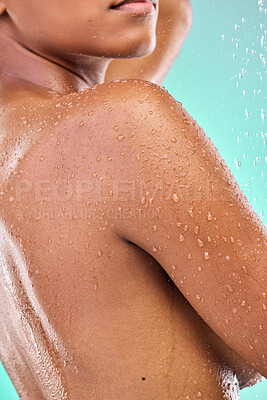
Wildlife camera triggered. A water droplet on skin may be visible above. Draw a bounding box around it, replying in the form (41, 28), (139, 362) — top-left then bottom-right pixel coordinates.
(80, 121), (84, 127)
(207, 212), (212, 221)
(40, 156), (45, 161)
(197, 392), (202, 398)
(198, 266), (202, 272)
(92, 172), (98, 178)
(226, 284), (234, 292)
(172, 137), (177, 143)
(114, 125), (119, 131)
(262, 292), (266, 299)
(204, 251), (210, 260)
(176, 222), (182, 228)
(178, 166), (183, 172)
(242, 265), (248, 274)
(171, 264), (177, 270)
(153, 225), (158, 232)
(179, 234), (185, 242)
(184, 119), (192, 125)
(94, 282), (98, 291)
(263, 304), (267, 311)
(88, 111), (94, 116)
(97, 250), (103, 257)
(241, 301), (246, 307)
(197, 238), (204, 247)
(152, 246), (158, 252)
(259, 324), (263, 331)
(187, 253), (192, 260)
(151, 129), (157, 135)
(187, 208), (194, 218)
(196, 294), (201, 300)
(117, 135), (125, 141)
(194, 226), (199, 235)
(184, 225), (189, 232)
(173, 193), (179, 203)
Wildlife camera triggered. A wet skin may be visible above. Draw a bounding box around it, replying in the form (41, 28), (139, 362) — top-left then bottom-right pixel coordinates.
(0, 1), (266, 399)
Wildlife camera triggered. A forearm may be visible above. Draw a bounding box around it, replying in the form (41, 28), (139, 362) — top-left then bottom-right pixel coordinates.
(105, 0), (192, 85)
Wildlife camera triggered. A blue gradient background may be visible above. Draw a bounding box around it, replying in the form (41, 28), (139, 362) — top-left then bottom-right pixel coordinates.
(0, 0), (266, 399)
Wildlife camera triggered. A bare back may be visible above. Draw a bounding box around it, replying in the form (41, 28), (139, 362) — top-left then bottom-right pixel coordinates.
(0, 79), (262, 399)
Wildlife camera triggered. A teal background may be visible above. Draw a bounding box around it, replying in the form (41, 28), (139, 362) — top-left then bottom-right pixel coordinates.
(0, 0), (266, 399)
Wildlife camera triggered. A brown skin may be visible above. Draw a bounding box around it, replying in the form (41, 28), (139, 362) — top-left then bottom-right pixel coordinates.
(0, 0), (265, 399)
(105, 0), (192, 83)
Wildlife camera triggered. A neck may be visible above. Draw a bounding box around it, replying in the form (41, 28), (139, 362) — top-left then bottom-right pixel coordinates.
(0, 18), (112, 96)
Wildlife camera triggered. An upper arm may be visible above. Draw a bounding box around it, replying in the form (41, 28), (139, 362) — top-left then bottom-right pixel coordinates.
(107, 80), (267, 378)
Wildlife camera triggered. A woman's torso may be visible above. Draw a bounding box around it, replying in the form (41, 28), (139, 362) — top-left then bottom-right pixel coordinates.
(0, 79), (260, 399)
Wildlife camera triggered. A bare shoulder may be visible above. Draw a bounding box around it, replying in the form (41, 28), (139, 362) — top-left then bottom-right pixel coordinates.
(72, 80), (267, 379)
(44, 78), (183, 163)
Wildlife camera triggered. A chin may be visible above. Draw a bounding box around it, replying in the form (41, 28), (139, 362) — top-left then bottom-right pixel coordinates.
(106, 36), (156, 59)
